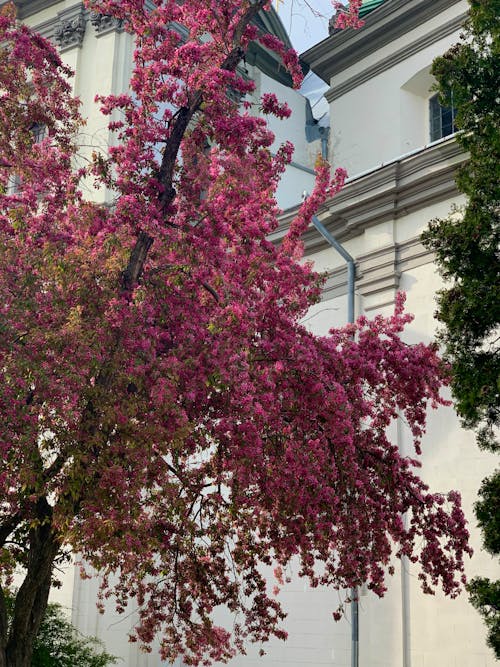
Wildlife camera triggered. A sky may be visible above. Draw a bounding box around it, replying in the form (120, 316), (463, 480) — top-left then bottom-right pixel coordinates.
(275, 0), (336, 116)
(275, 0), (334, 53)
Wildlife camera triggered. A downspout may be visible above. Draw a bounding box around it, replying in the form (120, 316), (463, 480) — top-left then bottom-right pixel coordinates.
(397, 417), (412, 667)
(311, 215), (357, 667)
(311, 216), (354, 325)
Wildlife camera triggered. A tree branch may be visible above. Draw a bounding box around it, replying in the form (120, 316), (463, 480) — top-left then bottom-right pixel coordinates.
(0, 513), (22, 549)
(121, 230), (154, 291)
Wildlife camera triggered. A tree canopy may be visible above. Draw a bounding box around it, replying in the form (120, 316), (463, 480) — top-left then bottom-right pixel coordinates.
(0, 1), (472, 665)
(422, 0), (499, 657)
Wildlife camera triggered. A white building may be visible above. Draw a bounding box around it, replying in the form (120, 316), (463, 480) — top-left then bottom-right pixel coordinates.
(10, 0), (322, 211)
(266, 1), (497, 666)
(221, 3), (497, 664)
(6, 0), (497, 665)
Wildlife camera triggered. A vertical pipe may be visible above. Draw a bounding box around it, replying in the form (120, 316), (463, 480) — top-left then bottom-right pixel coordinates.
(351, 587), (359, 667)
(311, 215), (358, 667)
(397, 418), (412, 667)
(346, 260), (354, 325)
(401, 552), (411, 667)
(311, 216), (355, 325)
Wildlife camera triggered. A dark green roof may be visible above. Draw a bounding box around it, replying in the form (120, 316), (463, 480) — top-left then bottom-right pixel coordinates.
(359, 0), (386, 18)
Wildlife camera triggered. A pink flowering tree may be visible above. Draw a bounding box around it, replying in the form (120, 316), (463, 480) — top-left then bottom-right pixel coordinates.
(0, 1), (471, 666)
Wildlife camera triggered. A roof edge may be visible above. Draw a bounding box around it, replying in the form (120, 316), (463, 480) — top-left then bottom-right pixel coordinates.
(301, 0), (464, 84)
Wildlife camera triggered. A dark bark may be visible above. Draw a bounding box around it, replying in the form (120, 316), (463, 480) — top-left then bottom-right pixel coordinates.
(123, 1), (267, 294)
(121, 230), (154, 291)
(1, 499), (59, 667)
(0, 514), (21, 550)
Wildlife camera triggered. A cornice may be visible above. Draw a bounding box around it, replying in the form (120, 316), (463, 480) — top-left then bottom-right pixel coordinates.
(325, 12), (467, 102)
(13, 0), (61, 19)
(325, 140), (465, 239)
(11, 0), (142, 19)
(273, 137), (466, 252)
(274, 139), (464, 310)
(11, 2), (301, 84)
(10, 2), (126, 44)
(89, 11), (124, 35)
(355, 243), (401, 303)
(302, 0), (463, 84)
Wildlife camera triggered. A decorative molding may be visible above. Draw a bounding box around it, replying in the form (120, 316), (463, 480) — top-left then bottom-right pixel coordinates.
(24, 15), (57, 41)
(356, 244), (400, 299)
(12, 0), (62, 20)
(9, 2), (127, 44)
(272, 137), (466, 252)
(319, 238), (434, 304)
(54, 10), (86, 50)
(322, 265), (350, 301)
(274, 138), (465, 309)
(397, 236), (435, 272)
(11, 1), (297, 80)
(302, 0), (465, 84)
(89, 11), (124, 36)
(321, 244), (401, 305)
(325, 13), (467, 102)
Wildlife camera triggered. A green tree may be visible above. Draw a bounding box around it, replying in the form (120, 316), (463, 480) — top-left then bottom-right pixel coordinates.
(5, 596), (117, 667)
(422, 0), (500, 657)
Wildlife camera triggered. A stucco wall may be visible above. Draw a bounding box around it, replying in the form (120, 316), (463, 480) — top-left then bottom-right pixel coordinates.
(327, 1), (468, 175)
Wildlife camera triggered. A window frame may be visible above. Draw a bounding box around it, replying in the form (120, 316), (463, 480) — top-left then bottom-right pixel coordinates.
(429, 92), (457, 142)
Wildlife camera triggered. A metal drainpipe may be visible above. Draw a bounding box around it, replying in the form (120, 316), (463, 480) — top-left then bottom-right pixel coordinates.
(311, 216), (354, 326)
(397, 417), (412, 667)
(311, 215), (358, 667)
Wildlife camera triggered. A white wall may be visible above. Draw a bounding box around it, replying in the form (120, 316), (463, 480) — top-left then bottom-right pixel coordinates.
(329, 1), (468, 175)
(247, 67), (320, 210)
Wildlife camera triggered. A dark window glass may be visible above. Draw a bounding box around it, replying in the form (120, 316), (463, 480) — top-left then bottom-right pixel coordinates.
(30, 122), (46, 143)
(429, 93), (457, 142)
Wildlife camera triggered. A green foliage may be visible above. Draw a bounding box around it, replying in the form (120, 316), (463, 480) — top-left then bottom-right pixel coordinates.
(423, 0), (500, 451)
(32, 603), (117, 667)
(468, 576), (500, 658)
(476, 471), (500, 556)
(422, 0), (500, 657)
(6, 596), (117, 667)
(469, 470), (500, 659)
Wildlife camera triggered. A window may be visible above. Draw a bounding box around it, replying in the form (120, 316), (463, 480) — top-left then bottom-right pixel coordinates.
(429, 92), (457, 142)
(29, 122), (46, 143)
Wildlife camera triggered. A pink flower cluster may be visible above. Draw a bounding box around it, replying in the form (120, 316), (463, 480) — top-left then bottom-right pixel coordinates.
(333, 0), (365, 30)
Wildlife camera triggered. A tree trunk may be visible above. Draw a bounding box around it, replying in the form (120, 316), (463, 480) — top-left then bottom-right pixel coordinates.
(0, 588), (8, 667)
(1, 499), (59, 667)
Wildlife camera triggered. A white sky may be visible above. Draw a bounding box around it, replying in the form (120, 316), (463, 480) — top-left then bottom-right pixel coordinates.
(276, 0), (335, 53)
(275, 0), (337, 116)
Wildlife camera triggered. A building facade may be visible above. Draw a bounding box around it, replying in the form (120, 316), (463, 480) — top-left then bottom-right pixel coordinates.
(5, 0), (498, 665)
(276, 2), (496, 666)
(224, 4), (497, 664)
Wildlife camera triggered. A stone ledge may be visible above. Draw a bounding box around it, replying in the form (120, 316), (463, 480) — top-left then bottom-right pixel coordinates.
(325, 12), (467, 102)
(273, 138), (466, 252)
